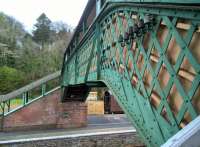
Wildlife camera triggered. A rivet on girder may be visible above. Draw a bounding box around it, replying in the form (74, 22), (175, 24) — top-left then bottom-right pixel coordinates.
(128, 26), (134, 38)
(112, 42), (116, 47)
(144, 15), (151, 24)
(137, 19), (145, 37)
(118, 34), (123, 43)
(138, 19), (145, 28)
(133, 24), (139, 37)
(193, 13), (198, 17)
(102, 48), (106, 55)
(124, 32), (129, 43)
(185, 100), (189, 103)
(182, 46), (187, 50)
(118, 34), (125, 47)
(144, 14), (156, 30)
(172, 123), (176, 127)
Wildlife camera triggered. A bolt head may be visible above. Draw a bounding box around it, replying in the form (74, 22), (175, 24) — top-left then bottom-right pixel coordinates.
(133, 24), (139, 33)
(118, 34), (124, 43)
(124, 32), (129, 41)
(138, 19), (145, 29)
(128, 26), (134, 35)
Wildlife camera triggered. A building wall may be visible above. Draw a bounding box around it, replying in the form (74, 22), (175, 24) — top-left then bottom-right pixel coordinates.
(87, 101), (104, 115)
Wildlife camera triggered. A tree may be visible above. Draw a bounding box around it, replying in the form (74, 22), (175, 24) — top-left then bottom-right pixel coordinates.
(0, 12), (26, 68)
(0, 66), (24, 94)
(32, 13), (52, 48)
(0, 12), (73, 93)
(50, 21), (72, 43)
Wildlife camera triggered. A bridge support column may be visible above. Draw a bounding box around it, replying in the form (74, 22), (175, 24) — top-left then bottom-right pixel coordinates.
(56, 102), (87, 129)
(2, 90), (87, 132)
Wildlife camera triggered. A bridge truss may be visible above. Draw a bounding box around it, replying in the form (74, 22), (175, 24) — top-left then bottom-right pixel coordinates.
(62, 1), (200, 146)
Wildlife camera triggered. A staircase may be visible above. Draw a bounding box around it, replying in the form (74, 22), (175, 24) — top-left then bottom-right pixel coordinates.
(0, 71), (61, 117)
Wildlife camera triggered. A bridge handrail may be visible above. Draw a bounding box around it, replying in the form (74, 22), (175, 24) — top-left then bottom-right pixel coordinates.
(64, 0), (200, 61)
(0, 71), (61, 103)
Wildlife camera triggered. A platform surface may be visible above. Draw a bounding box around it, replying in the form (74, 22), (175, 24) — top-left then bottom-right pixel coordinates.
(0, 114), (135, 144)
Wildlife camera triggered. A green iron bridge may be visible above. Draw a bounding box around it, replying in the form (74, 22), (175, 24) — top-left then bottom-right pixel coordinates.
(61, 0), (200, 146)
(0, 0), (200, 146)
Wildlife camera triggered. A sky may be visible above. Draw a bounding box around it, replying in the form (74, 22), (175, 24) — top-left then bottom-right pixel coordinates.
(0, 0), (88, 31)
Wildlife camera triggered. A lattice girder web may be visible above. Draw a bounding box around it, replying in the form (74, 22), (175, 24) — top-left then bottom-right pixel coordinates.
(62, 3), (200, 147)
(98, 6), (200, 146)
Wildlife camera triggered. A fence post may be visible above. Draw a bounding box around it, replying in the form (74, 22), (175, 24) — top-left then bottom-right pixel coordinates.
(42, 84), (46, 96)
(0, 102), (5, 131)
(7, 100), (10, 112)
(23, 92), (29, 105)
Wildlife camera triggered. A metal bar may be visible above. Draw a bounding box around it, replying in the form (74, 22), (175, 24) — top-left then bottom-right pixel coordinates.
(22, 92), (26, 106)
(83, 21), (86, 34)
(96, 23), (101, 80)
(0, 71), (61, 102)
(7, 100), (10, 112)
(42, 84), (46, 96)
(65, 0), (200, 60)
(75, 54), (78, 84)
(84, 38), (96, 82)
(63, 1), (200, 78)
(4, 86), (61, 116)
(141, 0), (200, 3)
(25, 92), (29, 104)
(0, 102), (5, 131)
(150, 54), (195, 82)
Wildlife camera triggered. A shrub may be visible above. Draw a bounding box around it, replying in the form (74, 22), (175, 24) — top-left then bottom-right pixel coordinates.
(0, 66), (24, 94)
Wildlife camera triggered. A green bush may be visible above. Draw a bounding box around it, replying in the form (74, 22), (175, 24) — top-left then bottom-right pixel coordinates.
(0, 66), (24, 94)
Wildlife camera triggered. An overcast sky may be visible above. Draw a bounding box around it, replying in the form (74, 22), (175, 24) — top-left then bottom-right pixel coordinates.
(0, 0), (88, 31)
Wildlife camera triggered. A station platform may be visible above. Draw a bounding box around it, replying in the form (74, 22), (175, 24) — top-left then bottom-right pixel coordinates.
(0, 115), (144, 147)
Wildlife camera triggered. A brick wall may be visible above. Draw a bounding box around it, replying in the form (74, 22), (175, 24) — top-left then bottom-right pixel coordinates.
(1, 132), (145, 147)
(3, 90), (87, 131)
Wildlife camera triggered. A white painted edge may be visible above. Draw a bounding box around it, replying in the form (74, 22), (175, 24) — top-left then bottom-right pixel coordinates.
(88, 122), (131, 126)
(0, 129), (136, 144)
(161, 116), (200, 147)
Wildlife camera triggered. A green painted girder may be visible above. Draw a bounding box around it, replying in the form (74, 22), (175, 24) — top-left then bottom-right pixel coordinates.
(112, 0), (200, 4)
(61, 1), (200, 147)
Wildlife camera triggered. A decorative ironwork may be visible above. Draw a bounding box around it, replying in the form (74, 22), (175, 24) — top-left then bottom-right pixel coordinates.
(62, 1), (200, 146)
